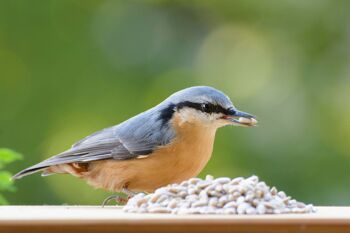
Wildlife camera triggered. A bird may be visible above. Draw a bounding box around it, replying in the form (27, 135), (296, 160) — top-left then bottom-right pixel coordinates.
(13, 86), (257, 204)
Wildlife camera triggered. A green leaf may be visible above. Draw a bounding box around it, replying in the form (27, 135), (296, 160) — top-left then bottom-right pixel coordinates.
(0, 148), (22, 204)
(0, 171), (16, 192)
(0, 148), (22, 168)
(0, 194), (9, 205)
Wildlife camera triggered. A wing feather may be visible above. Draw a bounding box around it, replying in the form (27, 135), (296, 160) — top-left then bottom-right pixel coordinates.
(12, 127), (161, 179)
(13, 105), (176, 179)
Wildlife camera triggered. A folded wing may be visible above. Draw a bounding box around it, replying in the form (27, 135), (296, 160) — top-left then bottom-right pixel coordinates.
(12, 126), (162, 179)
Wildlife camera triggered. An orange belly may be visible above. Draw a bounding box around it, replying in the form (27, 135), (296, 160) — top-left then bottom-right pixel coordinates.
(82, 115), (218, 193)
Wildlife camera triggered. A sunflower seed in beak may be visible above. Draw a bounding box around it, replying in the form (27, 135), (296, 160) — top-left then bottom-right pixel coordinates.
(238, 117), (258, 126)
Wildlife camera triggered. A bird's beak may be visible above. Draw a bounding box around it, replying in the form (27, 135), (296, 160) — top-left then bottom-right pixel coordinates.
(222, 109), (258, 127)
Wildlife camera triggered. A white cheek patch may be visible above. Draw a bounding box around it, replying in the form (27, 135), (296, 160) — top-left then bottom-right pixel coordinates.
(208, 113), (222, 121)
(176, 108), (223, 126)
(176, 108), (198, 124)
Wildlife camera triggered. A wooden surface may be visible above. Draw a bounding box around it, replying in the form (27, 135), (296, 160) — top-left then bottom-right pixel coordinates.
(0, 206), (349, 233)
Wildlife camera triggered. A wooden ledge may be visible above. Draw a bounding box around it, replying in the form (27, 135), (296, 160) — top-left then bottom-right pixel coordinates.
(0, 206), (349, 233)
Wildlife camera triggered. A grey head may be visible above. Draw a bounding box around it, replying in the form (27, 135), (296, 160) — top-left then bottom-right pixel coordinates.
(156, 86), (256, 127)
(166, 86), (233, 107)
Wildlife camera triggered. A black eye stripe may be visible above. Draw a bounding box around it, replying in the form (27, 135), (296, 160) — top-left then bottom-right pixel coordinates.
(176, 101), (230, 115)
(158, 101), (233, 127)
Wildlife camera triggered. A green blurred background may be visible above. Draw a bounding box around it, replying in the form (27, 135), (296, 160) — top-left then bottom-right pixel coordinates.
(0, 0), (349, 205)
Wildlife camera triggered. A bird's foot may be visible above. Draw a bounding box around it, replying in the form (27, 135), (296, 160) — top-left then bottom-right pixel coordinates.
(102, 188), (138, 207)
(102, 194), (129, 207)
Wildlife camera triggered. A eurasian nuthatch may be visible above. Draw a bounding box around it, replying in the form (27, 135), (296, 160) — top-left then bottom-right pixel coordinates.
(13, 86), (257, 203)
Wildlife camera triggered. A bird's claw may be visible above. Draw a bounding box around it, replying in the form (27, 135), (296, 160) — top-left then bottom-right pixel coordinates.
(102, 194), (129, 207)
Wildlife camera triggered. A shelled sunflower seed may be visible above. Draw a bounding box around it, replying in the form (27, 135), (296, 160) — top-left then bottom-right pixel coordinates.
(123, 175), (316, 215)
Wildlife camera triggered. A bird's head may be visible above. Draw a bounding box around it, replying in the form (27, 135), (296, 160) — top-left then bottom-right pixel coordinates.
(160, 86), (257, 129)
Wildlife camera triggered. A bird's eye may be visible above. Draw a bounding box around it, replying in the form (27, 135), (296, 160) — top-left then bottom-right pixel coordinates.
(201, 103), (211, 112)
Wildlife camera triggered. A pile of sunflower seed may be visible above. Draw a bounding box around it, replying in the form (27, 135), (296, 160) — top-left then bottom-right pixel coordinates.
(123, 175), (316, 214)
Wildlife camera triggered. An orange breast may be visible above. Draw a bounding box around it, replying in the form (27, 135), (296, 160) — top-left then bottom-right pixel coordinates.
(82, 113), (218, 193)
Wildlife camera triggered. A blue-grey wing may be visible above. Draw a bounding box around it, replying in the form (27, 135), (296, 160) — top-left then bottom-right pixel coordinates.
(12, 126), (164, 179)
(12, 106), (176, 179)
(43, 126), (162, 165)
